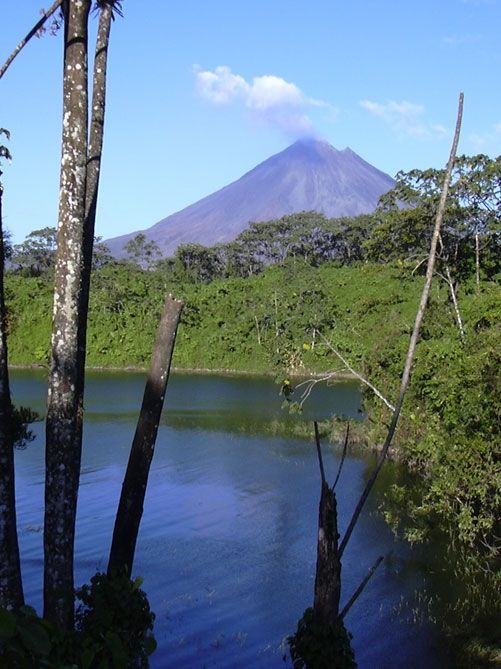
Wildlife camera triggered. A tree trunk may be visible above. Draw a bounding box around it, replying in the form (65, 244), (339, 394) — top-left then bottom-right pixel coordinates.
(311, 422), (342, 623)
(108, 295), (183, 577)
(76, 1), (113, 400)
(443, 265), (465, 341)
(0, 186), (24, 610)
(43, 0), (90, 630)
(475, 231), (480, 294)
(313, 480), (341, 622)
(338, 93), (464, 558)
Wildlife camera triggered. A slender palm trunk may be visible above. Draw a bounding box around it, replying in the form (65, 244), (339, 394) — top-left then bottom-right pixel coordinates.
(43, 0), (90, 629)
(475, 231), (480, 294)
(77, 1), (113, 399)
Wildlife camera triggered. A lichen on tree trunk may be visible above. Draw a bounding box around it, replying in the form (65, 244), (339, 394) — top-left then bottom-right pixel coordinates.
(43, 0), (91, 630)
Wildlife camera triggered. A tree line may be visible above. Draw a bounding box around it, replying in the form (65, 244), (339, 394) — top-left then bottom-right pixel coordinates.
(8, 153), (499, 293)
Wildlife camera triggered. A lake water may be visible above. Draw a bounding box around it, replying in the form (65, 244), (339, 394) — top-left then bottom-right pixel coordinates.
(11, 370), (452, 668)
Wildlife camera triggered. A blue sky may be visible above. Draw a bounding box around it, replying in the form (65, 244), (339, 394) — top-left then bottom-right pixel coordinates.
(1, 0), (500, 244)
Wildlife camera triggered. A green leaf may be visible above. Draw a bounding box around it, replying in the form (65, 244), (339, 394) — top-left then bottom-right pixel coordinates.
(17, 620), (51, 656)
(0, 608), (17, 639)
(144, 634), (157, 656)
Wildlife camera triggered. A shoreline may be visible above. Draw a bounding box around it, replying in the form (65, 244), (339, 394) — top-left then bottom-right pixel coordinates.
(9, 363), (356, 382)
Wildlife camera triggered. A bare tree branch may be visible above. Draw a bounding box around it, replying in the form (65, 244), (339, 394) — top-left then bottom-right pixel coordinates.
(315, 330), (396, 412)
(314, 421), (326, 485)
(339, 555), (384, 619)
(435, 267), (465, 341)
(332, 423), (349, 490)
(338, 92), (464, 559)
(292, 370), (347, 409)
(0, 0), (64, 81)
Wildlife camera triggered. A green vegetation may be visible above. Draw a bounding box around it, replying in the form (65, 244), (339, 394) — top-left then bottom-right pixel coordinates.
(0, 573), (156, 668)
(288, 608), (356, 669)
(5, 155), (500, 664)
(5, 261), (426, 373)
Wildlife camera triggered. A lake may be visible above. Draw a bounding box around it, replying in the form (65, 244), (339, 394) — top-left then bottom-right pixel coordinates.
(11, 369), (452, 668)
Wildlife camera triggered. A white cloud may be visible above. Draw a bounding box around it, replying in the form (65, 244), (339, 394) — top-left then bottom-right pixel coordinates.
(360, 99), (448, 140)
(195, 65), (249, 105)
(467, 122), (501, 153)
(460, 0), (497, 5)
(194, 65), (336, 137)
(442, 33), (482, 46)
(246, 75), (303, 111)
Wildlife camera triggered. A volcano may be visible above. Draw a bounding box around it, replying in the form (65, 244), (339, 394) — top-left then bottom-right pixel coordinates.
(105, 139), (395, 257)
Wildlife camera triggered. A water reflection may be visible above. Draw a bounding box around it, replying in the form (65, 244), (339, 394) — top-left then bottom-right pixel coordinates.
(10, 370), (451, 668)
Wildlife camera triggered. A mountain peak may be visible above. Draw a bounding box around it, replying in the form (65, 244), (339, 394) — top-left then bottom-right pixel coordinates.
(106, 141), (395, 257)
(289, 137), (340, 154)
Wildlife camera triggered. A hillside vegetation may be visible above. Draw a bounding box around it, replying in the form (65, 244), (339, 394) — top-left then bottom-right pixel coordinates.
(6, 156), (501, 664)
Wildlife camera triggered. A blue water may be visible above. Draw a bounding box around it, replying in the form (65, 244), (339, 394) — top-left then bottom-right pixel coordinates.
(11, 370), (451, 668)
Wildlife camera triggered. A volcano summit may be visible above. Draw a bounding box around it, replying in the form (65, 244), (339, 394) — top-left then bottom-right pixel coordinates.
(106, 139), (395, 257)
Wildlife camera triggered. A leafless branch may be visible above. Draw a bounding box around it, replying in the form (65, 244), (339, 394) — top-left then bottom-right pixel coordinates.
(332, 423), (349, 490)
(338, 92), (464, 559)
(315, 330), (395, 412)
(293, 370), (346, 408)
(0, 0), (64, 81)
(339, 555), (384, 619)
(314, 421), (326, 485)
(435, 267), (465, 340)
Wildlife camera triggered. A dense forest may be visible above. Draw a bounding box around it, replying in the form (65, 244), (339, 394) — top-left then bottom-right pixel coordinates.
(5, 157), (501, 664)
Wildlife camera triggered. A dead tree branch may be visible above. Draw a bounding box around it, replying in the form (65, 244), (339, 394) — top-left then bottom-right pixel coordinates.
(314, 421), (326, 485)
(339, 555), (384, 619)
(435, 267), (465, 340)
(0, 0), (63, 80)
(292, 369), (348, 408)
(338, 92), (464, 559)
(312, 428), (342, 622)
(315, 330), (395, 412)
(332, 423), (350, 490)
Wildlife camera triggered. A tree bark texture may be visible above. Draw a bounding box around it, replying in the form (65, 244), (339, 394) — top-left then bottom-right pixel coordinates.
(108, 295), (183, 577)
(43, 0), (90, 630)
(313, 480), (341, 623)
(76, 1), (113, 399)
(0, 187), (24, 610)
